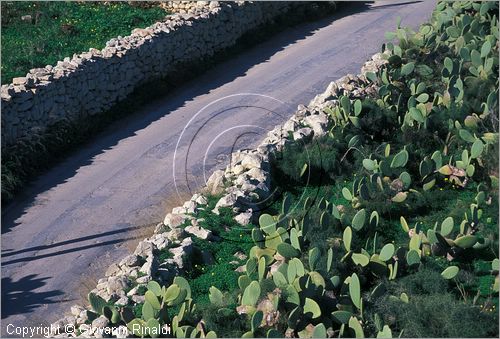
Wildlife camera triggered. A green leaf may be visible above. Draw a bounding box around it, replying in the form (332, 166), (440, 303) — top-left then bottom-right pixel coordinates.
(377, 325), (393, 338)
(352, 209), (366, 231)
(352, 253), (370, 267)
(142, 301), (156, 320)
(277, 242), (300, 259)
(481, 40), (491, 58)
(406, 249), (420, 266)
(300, 163), (308, 178)
(251, 310), (263, 333)
(379, 243), (395, 262)
(272, 271), (287, 287)
(327, 248), (333, 272)
(342, 187), (353, 201)
(238, 275), (251, 290)
(343, 227), (352, 252)
(147, 281), (162, 297)
(399, 171), (411, 188)
(471, 139), (484, 159)
(454, 235), (478, 249)
(259, 214), (276, 234)
(441, 266), (459, 279)
(164, 284), (181, 303)
(471, 49), (482, 67)
(366, 71), (378, 83)
(363, 159), (377, 171)
(209, 286), (224, 307)
(354, 99), (362, 116)
(444, 57), (454, 73)
(340, 96), (351, 113)
(312, 323), (327, 338)
(438, 165), (453, 176)
(416, 93), (429, 103)
(391, 192), (407, 203)
(304, 298), (321, 319)
(349, 273), (361, 309)
(309, 247), (321, 271)
(431, 151), (442, 168)
(173, 276), (191, 299)
(258, 256), (266, 281)
(440, 217), (454, 237)
(409, 107), (424, 123)
(492, 259), (499, 271)
(145, 291), (161, 310)
(349, 316), (365, 338)
(332, 310), (352, 324)
(409, 234), (421, 251)
(400, 62), (415, 76)
(242, 281), (261, 306)
(400, 216), (409, 233)
(391, 149), (409, 168)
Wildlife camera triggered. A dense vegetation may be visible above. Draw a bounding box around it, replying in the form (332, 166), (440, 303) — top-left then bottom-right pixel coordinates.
(86, 2), (498, 337)
(1, 1), (167, 84)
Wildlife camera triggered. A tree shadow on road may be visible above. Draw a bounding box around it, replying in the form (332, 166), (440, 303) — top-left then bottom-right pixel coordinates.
(1, 275), (66, 319)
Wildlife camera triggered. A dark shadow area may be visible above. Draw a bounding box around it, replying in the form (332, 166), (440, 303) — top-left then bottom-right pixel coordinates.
(1, 225), (141, 258)
(1, 1), (372, 234)
(1, 275), (66, 319)
(2, 235), (142, 266)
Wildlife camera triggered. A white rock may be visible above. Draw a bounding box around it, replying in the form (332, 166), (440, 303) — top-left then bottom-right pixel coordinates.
(234, 209), (252, 225)
(293, 127), (313, 141)
(70, 305), (84, 317)
(205, 169), (226, 195)
(246, 168), (268, 183)
(134, 241), (154, 258)
(184, 225), (212, 240)
(303, 113), (329, 138)
(91, 315), (109, 329)
(163, 213), (188, 228)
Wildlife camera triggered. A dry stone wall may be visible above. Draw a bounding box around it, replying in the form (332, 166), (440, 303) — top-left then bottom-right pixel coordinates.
(1, 1), (333, 146)
(50, 52), (387, 338)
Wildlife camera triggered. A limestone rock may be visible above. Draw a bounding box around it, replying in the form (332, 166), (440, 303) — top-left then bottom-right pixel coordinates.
(91, 315), (109, 329)
(184, 225), (212, 240)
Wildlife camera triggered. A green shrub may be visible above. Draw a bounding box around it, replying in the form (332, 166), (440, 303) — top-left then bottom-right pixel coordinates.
(373, 292), (498, 337)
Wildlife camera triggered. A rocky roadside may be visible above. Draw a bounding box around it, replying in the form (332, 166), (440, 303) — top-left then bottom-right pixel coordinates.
(49, 52), (387, 338)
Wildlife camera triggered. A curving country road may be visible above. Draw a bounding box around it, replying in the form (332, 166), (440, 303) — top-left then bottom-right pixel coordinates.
(1, 0), (435, 334)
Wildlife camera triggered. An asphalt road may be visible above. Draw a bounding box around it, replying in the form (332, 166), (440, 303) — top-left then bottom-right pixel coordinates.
(1, 0), (436, 334)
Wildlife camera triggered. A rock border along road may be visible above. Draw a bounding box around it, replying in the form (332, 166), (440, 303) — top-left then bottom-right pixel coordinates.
(1, 0), (435, 333)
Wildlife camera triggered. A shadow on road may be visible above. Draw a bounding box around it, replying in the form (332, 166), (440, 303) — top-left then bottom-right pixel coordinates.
(1, 275), (67, 319)
(1, 2), (372, 235)
(2, 236), (143, 266)
(2, 225), (142, 258)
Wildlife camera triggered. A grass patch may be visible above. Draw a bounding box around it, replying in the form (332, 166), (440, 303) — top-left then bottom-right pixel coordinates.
(1, 1), (167, 84)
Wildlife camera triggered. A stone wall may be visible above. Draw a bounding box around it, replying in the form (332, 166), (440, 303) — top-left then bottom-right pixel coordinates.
(50, 52), (387, 337)
(1, 1), (333, 146)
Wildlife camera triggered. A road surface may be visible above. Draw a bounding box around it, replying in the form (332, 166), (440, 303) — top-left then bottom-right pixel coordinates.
(1, 0), (435, 334)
